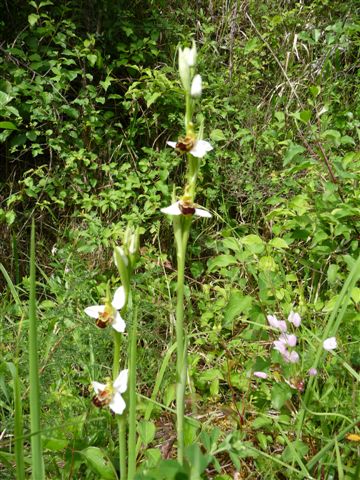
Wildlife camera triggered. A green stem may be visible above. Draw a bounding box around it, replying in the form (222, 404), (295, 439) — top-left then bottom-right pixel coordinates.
(127, 303), (138, 480)
(175, 218), (191, 465)
(29, 220), (44, 480)
(113, 331), (127, 480)
(118, 417), (127, 480)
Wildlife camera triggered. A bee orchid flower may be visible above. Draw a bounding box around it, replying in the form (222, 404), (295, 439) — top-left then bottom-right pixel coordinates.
(161, 200), (212, 218)
(92, 369), (128, 415)
(167, 139), (213, 158)
(85, 286), (126, 332)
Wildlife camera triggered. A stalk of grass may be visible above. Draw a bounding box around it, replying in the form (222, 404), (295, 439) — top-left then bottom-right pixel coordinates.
(306, 417), (359, 470)
(127, 303), (138, 480)
(113, 330), (126, 480)
(29, 220), (45, 479)
(12, 233), (20, 284)
(7, 362), (25, 480)
(1, 263), (25, 478)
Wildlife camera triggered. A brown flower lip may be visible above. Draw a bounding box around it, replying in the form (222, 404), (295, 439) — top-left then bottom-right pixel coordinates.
(179, 201), (196, 215)
(92, 389), (112, 408)
(175, 136), (195, 153)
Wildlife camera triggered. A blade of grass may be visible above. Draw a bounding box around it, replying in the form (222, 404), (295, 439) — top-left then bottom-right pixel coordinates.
(135, 341), (177, 456)
(29, 220), (45, 479)
(7, 362), (25, 480)
(0, 262), (22, 309)
(306, 417), (360, 470)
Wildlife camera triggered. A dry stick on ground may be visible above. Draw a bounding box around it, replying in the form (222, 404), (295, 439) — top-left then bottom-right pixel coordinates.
(245, 13), (360, 238)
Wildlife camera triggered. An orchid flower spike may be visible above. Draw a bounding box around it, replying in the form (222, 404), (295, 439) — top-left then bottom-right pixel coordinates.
(92, 369), (128, 414)
(84, 286), (126, 332)
(161, 200), (211, 218)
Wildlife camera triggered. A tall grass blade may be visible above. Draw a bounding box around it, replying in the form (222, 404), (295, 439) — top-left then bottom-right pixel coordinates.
(7, 362), (25, 480)
(29, 220), (45, 479)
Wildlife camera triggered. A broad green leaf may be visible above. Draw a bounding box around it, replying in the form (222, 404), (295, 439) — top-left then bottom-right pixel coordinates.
(207, 254), (237, 273)
(28, 14), (39, 27)
(271, 383), (292, 410)
(269, 237), (289, 249)
(87, 54), (98, 67)
(80, 447), (117, 480)
(146, 91), (162, 108)
(282, 440), (309, 462)
(0, 121), (17, 130)
(43, 437), (68, 451)
(241, 234), (264, 254)
(224, 291), (253, 325)
(0, 91), (13, 107)
(283, 143), (305, 165)
(137, 420), (156, 446)
(210, 129), (226, 141)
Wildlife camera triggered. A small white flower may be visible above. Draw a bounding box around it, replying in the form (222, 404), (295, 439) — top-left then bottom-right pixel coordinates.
(167, 139), (213, 158)
(253, 371), (268, 379)
(267, 314), (287, 332)
(191, 74), (202, 97)
(323, 337), (337, 351)
(308, 368), (318, 376)
(92, 369), (128, 415)
(161, 201), (212, 218)
(84, 286), (126, 332)
(288, 311), (301, 327)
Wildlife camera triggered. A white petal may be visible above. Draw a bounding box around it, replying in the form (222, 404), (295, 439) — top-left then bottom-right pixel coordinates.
(84, 305), (105, 319)
(113, 369), (128, 393)
(161, 201), (182, 215)
(191, 74), (202, 97)
(323, 337), (337, 351)
(109, 392), (126, 415)
(190, 140), (213, 158)
(166, 141), (177, 149)
(112, 286), (126, 310)
(194, 207), (212, 218)
(112, 312), (126, 333)
(92, 381), (106, 394)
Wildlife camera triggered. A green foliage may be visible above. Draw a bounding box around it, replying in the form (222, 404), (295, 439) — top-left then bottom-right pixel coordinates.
(1, 0), (360, 479)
